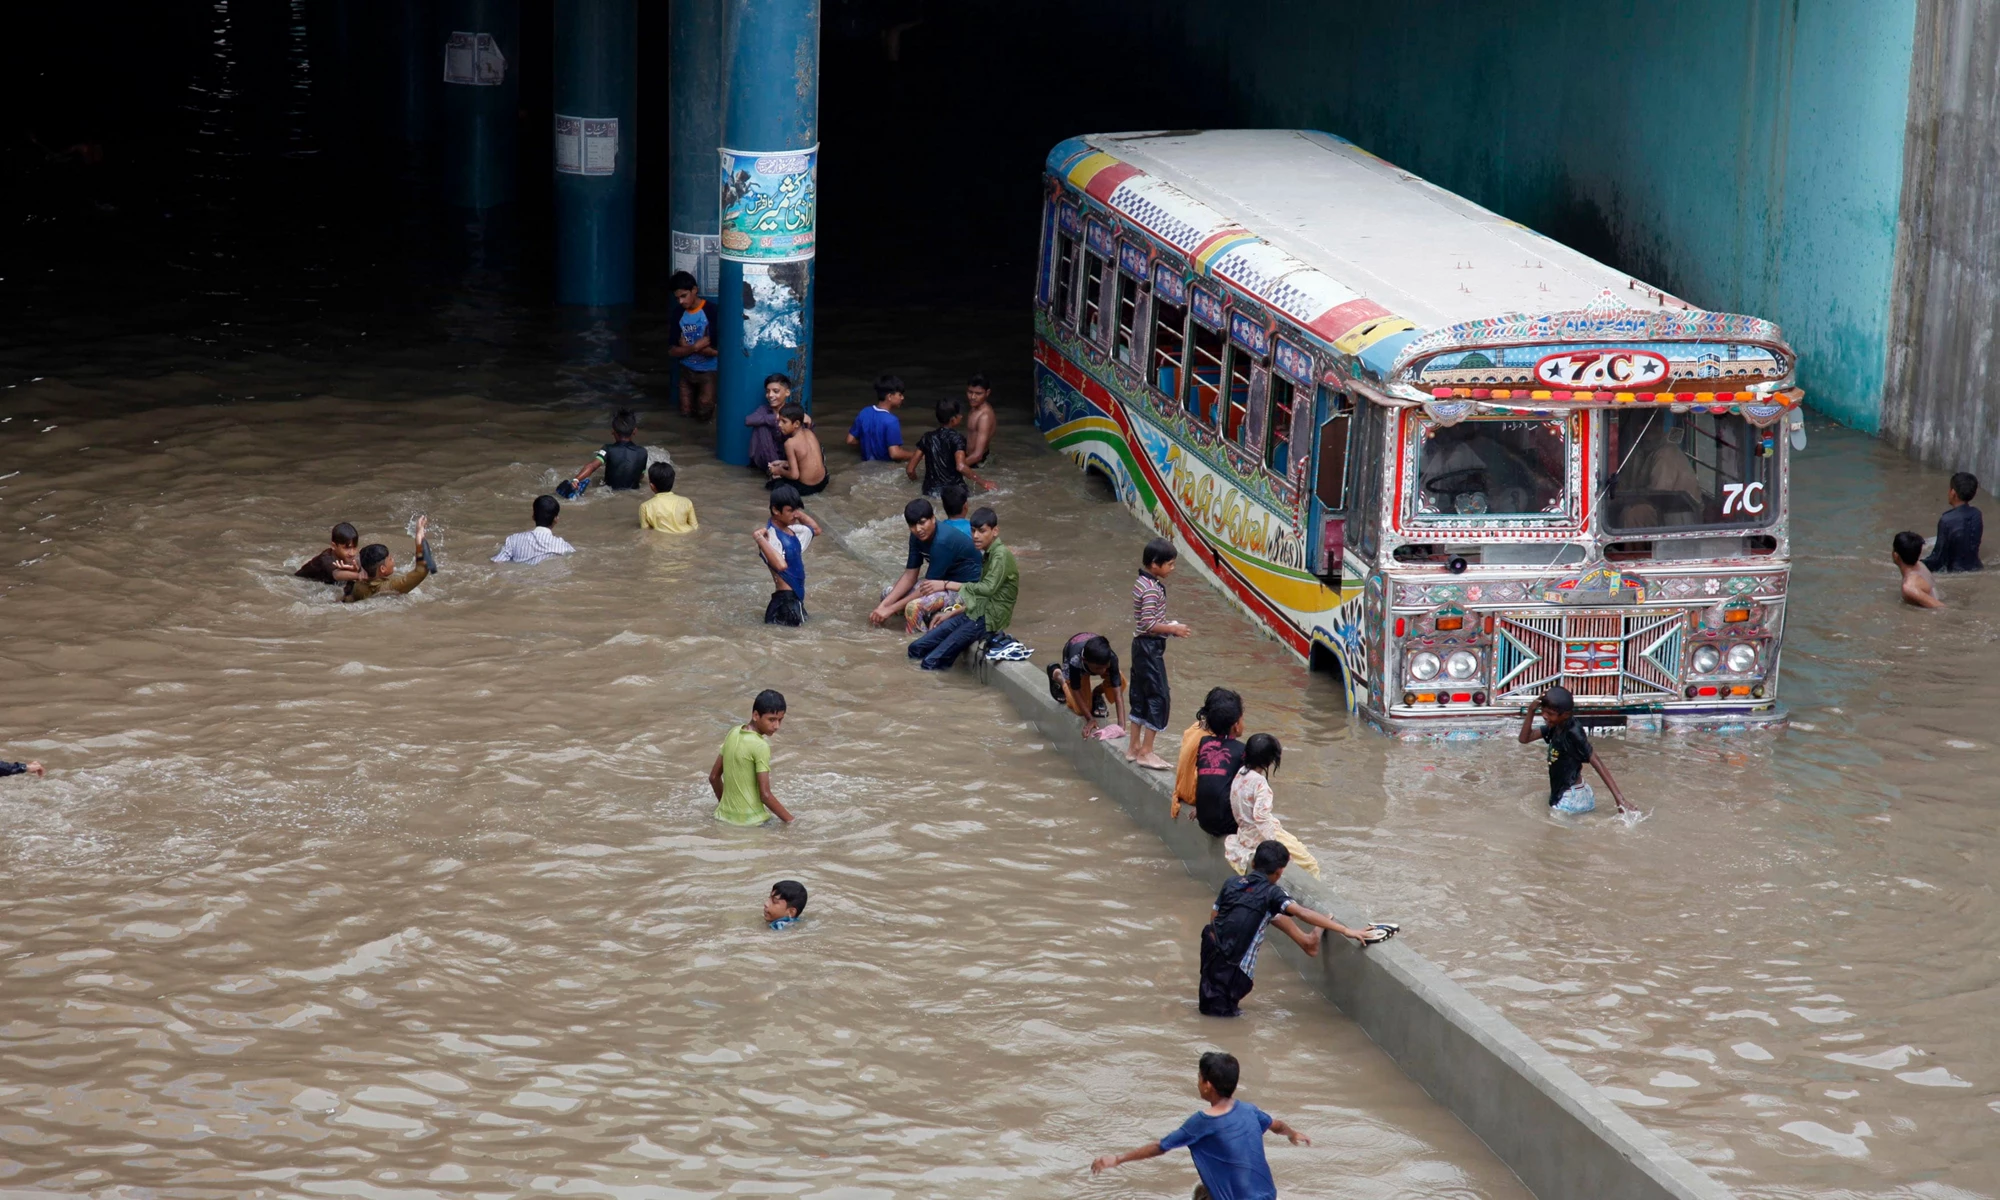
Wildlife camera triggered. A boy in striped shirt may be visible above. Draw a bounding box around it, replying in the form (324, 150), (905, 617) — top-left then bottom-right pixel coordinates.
(1128, 537), (1191, 769)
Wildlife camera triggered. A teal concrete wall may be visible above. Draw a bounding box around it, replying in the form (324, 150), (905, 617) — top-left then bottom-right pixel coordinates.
(1098, 0), (1917, 431)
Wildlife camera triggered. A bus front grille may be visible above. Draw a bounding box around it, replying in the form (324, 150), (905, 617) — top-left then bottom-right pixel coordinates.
(1494, 610), (1687, 704)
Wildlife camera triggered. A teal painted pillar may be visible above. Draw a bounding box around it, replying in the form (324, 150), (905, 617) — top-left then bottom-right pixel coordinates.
(440, 0), (519, 210)
(554, 0), (637, 306)
(669, 0), (723, 308)
(714, 0), (819, 465)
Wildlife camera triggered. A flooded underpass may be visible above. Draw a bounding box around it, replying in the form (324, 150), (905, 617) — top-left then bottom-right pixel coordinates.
(1, 300), (1994, 1199)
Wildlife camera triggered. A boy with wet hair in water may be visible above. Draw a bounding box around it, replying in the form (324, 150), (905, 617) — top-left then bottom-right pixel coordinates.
(1893, 530), (1945, 609)
(344, 518), (432, 603)
(1517, 686), (1631, 813)
(755, 485), (820, 627)
(710, 689), (795, 825)
(767, 404), (829, 495)
(563, 409), (650, 495)
(296, 522), (363, 584)
(1091, 1050), (1312, 1195)
(1922, 471), (1982, 573)
(963, 374), (996, 468)
(764, 880), (808, 929)
(639, 461), (698, 533)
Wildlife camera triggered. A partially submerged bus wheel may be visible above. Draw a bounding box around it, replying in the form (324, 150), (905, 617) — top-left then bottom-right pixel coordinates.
(1308, 643), (1352, 709)
(1081, 464), (1118, 502)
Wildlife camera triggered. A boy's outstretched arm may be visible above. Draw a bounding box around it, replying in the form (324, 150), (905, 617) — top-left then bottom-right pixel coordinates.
(572, 458), (603, 482)
(1266, 1117), (1310, 1147)
(757, 771), (794, 824)
(1270, 914), (1322, 956)
(904, 448), (922, 480)
(1281, 901), (1372, 945)
(1090, 1141), (1166, 1174)
(707, 755), (725, 800)
(1588, 751), (1631, 812)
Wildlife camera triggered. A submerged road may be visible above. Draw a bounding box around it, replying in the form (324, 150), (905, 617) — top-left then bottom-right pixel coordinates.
(0, 305), (1991, 1197)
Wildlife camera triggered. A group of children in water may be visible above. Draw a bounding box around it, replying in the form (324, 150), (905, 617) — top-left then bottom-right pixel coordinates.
(1892, 470), (1984, 608)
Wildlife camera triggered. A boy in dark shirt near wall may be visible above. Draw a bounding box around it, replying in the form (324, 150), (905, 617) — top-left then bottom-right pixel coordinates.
(1197, 840), (1378, 1017)
(1185, 692), (1246, 838)
(1517, 686), (1631, 814)
(1922, 471), (1983, 573)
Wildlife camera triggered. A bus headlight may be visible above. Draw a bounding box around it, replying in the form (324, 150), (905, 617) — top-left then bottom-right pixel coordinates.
(1408, 651), (1441, 681)
(1725, 643), (1758, 674)
(1691, 645), (1721, 674)
(1444, 650), (1479, 681)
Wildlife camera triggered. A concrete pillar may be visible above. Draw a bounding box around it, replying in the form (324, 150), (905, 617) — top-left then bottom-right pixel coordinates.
(553, 0), (638, 306)
(440, 0), (519, 210)
(669, 0), (724, 308)
(714, 0), (819, 465)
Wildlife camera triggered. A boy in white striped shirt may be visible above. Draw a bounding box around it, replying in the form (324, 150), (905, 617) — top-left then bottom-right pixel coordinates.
(1128, 537), (1192, 769)
(492, 495), (576, 565)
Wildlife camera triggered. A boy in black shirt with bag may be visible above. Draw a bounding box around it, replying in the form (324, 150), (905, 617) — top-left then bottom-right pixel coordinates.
(1517, 686), (1631, 814)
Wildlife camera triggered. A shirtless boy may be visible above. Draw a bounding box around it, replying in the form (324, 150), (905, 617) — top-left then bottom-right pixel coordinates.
(767, 404), (829, 495)
(963, 374), (997, 467)
(1893, 530), (1944, 608)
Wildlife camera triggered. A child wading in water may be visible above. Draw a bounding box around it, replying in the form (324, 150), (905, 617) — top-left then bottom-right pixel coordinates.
(1517, 685), (1631, 813)
(764, 880), (808, 929)
(709, 690), (795, 825)
(755, 485), (820, 627)
(1224, 733), (1319, 876)
(1090, 1051), (1312, 1196)
(1199, 840), (1377, 1017)
(1127, 537), (1191, 769)
(1892, 530), (1945, 608)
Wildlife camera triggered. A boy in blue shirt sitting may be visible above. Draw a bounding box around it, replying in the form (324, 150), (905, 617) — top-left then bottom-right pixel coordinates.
(1090, 1050), (1310, 1200)
(846, 374), (912, 462)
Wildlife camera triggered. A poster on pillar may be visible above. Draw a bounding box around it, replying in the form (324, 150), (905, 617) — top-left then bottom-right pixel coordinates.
(717, 147), (818, 263)
(554, 116), (618, 176)
(443, 32), (507, 86)
(672, 232), (721, 296)
(741, 263), (808, 350)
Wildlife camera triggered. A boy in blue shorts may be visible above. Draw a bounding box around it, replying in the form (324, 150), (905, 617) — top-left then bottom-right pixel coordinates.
(1090, 1050), (1310, 1200)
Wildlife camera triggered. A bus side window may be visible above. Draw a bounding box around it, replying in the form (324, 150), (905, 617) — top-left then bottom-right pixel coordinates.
(1265, 374), (1296, 473)
(1079, 249), (1109, 342)
(1223, 344), (1254, 442)
(1316, 395), (1351, 509)
(1186, 321), (1225, 425)
(1151, 293), (1187, 397)
(1112, 268), (1142, 365)
(1051, 231), (1081, 326)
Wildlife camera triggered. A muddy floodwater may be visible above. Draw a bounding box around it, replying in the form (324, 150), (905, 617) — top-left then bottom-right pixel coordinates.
(0, 300), (1994, 1200)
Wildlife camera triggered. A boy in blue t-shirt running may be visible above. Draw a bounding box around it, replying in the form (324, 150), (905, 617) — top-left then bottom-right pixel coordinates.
(846, 373), (913, 462)
(1090, 1051), (1309, 1200)
(669, 271), (718, 419)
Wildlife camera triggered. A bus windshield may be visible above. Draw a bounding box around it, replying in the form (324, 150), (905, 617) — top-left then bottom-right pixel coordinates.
(1603, 410), (1776, 532)
(1414, 417), (1568, 518)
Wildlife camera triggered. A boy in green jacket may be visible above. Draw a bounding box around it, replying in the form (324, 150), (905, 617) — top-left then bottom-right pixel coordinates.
(907, 507), (1016, 670)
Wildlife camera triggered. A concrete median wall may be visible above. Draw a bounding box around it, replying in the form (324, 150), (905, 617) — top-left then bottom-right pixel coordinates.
(977, 657), (1731, 1200)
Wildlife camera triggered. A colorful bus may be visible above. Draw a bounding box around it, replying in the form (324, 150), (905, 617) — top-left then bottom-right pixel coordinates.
(1034, 130), (1805, 732)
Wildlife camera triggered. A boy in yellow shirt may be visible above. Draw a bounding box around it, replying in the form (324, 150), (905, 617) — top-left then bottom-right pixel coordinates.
(639, 462), (698, 533)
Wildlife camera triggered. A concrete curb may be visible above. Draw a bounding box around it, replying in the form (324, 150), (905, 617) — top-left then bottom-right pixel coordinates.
(977, 657), (1731, 1200)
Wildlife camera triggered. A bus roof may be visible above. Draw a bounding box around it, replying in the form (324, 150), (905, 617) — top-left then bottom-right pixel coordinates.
(1053, 130), (1791, 388)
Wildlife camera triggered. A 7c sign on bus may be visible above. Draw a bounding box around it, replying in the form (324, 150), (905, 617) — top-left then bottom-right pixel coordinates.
(1532, 349), (1670, 388)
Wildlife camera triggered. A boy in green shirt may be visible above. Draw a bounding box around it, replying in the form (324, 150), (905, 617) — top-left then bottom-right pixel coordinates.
(708, 690), (795, 825)
(906, 507), (1018, 670)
